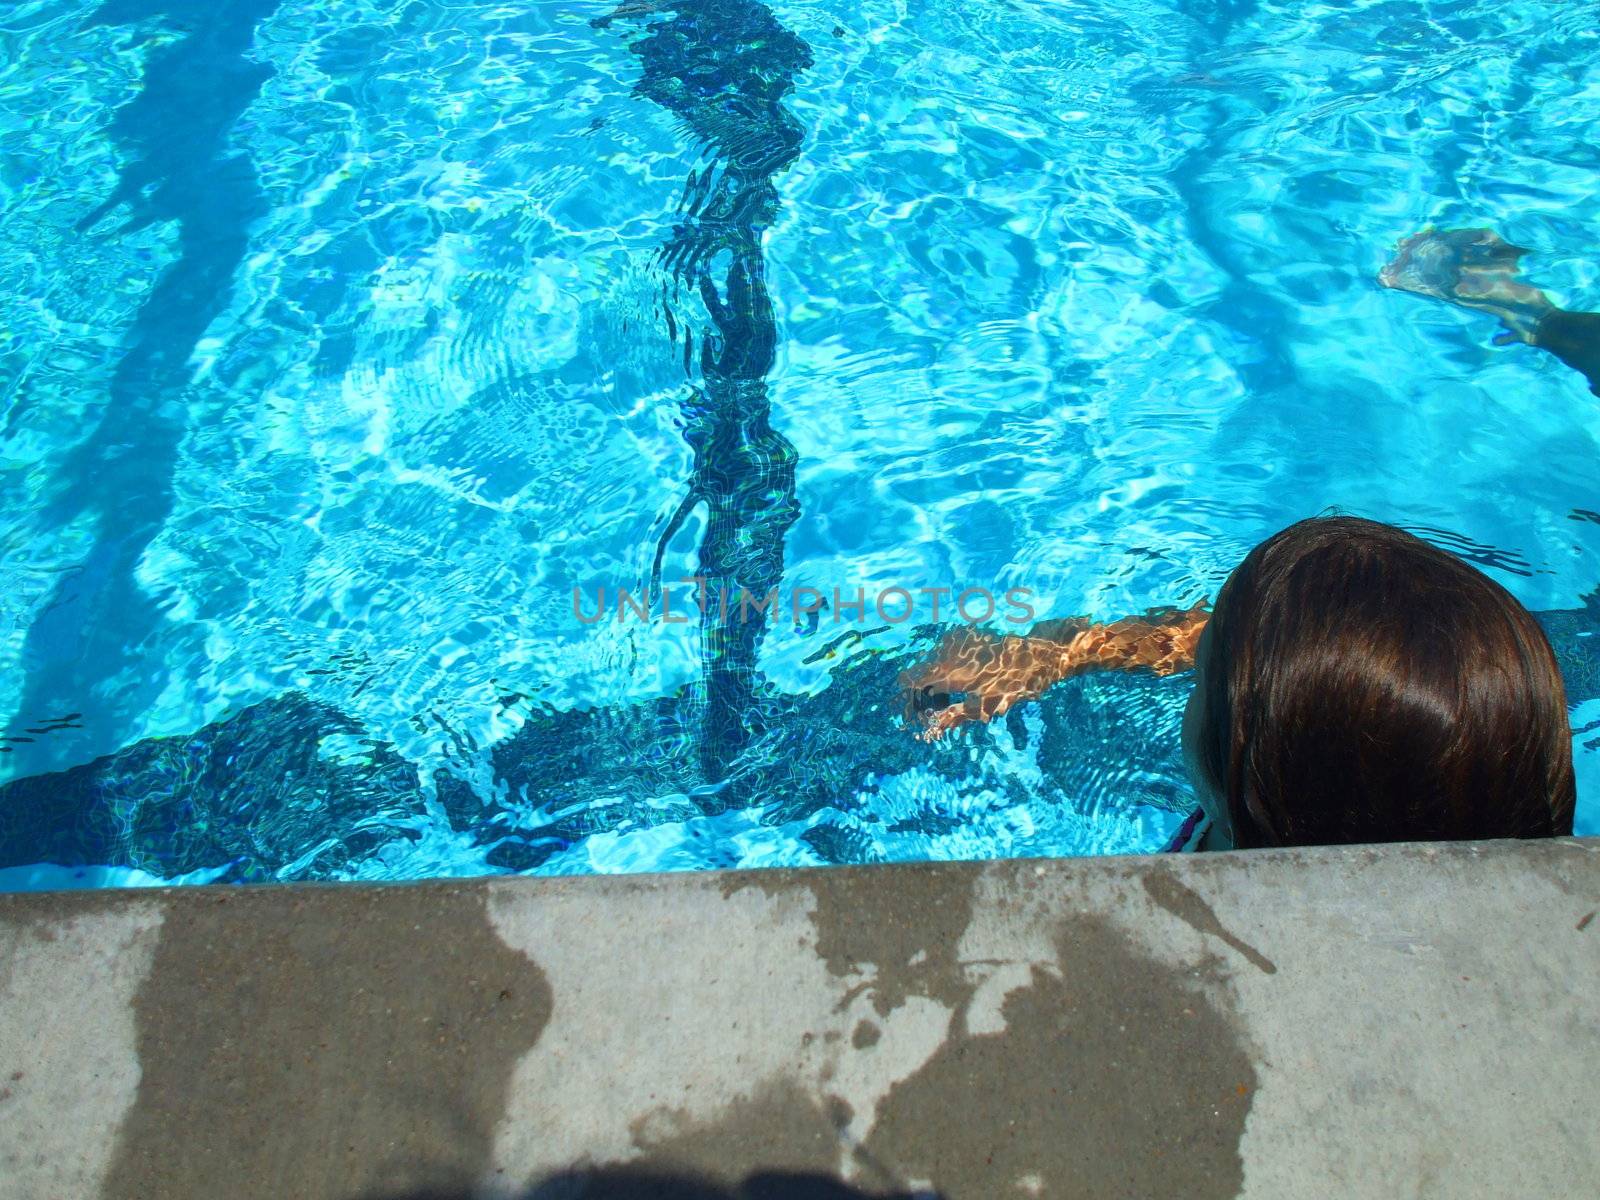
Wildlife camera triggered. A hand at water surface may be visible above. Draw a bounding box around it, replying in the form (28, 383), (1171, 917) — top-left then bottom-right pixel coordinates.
(1379, 227), (1555, 344)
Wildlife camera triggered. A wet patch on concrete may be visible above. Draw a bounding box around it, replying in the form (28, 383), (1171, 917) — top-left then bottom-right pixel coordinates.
(1143, 869), (1276, 975)
(628, 1079), (848, 1182)
(860, 914), (1257, 1199)
(102, 886), (552, 1200)
(804, 865), (980, 1017)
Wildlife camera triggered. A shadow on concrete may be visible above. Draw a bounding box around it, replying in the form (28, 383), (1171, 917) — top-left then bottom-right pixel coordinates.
(377, 1168), (938, 1199)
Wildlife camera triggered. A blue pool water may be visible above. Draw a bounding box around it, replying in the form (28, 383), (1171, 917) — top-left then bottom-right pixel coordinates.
(1, 0), (1597, 887)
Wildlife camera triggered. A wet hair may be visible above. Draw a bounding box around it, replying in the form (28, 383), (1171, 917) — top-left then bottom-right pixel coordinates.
(1192, 516), (1574, 847)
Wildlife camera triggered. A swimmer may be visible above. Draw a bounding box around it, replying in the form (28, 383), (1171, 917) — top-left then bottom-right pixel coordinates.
(902, 517), (1575, 850)
(1379, 227), (1600, 395)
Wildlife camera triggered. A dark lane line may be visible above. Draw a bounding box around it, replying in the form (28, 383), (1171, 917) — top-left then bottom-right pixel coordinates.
(596, 0), (811, 781)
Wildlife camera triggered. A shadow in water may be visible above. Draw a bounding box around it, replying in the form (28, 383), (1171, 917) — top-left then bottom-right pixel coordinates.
(6, 0), (286, 771)
(2, 586), (1597, 878)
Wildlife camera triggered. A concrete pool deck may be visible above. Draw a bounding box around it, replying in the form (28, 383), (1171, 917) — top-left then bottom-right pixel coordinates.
(0, 841), (1596, 1199)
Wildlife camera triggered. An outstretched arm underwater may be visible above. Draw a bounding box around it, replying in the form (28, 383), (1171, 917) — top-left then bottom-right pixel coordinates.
(900, 605), (1208, 740)
(1379, 227), (1600, 396)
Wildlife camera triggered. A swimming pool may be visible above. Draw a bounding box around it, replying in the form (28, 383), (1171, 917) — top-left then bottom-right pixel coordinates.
(1, 0), (1596, 887)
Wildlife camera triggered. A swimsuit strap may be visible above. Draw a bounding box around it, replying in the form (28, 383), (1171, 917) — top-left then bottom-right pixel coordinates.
(1164, 807), (1209, 853)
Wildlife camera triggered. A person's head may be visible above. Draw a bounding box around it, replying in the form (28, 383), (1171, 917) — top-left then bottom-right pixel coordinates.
(1181, 516), (1574, 849)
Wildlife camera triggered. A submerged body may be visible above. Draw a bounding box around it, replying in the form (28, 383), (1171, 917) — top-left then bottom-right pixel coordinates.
(1379, 227), (1600, 395)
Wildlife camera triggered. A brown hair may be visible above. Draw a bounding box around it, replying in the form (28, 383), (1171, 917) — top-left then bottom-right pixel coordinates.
(1193, 516), (1574, 847)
